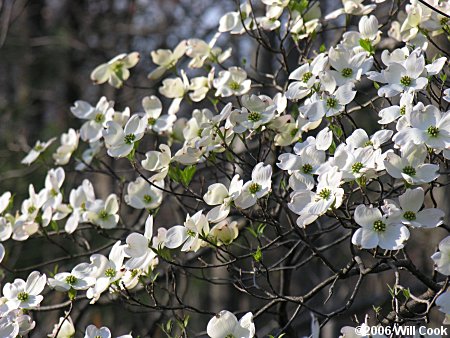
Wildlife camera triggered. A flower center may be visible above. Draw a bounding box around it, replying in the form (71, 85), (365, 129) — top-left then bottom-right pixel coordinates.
(112, 61), (124, 73)
(352, 162), (364, 173)
(326, 97), (338, 109)
(105, 267), (116, 278)
(302, 71), (313, 82)
(94, 113), (105, 123)
(34, 144), (44, 151)
(248, 111), (262, 122)
(402, 166), (416, 176)
(341, 68), (353, 78)
(99, 210), (109, 220)
(51, 188), (59, 197)
(400, 75), (412, 87)
(248, 182), (262, 194)
(373, 220), (386, 232)
(17, 291), (29, 302)
(65, 275), (77, 285)
(229, 81), (241, 91)
(143, 194), (153, 204)
(302, 163), (313, 174)
(28, 205), (36, 214)
(363, 140), (373, 147)
(400, 106), (406, 115)
(318, 188), (331, 200)
(147, 117), (156, 125)
(186, 229), (196, 237)
(225, 335), (236, 338)
(403, 211), (416, 221)
(124, 134), (136, 144)
(427, 126), (439, 138)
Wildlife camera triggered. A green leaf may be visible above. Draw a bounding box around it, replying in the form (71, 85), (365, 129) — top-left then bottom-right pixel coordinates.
(183, 315), (190, 328)
(359, 38), (374, 54)
(68, 288), (77, 300)
(289, 0), (309, 13)
(329, 140), (336, 155)
(402, 288), (410, 299)
(246, 227), (258, 238)
(168, 165), (181, 183)
(180, 165), (196, 186)
(290, 103), (299, 119)
(126, 148), (136, 163)
(329, 124), (343, 138)
(166, 319), (172, 332)
(252, 246), (262, 262)
(257, 223), (267, 236)
(319, 43), (326, 53)
(50, 220), (59, 232)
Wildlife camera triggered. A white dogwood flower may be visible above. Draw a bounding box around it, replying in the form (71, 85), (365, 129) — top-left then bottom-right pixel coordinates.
(277, 145), (325, 191)
(210, 220), (239, 245)
(378, 91), (414, 125)
(91, 52), (140, 88)
(218, 3), (254, 34)
(71, 97), (114, 143)
(301, 78), (356, 122)
(164, 210), (210, 252)
(325, 0), (376, 19)
(384, 187), (444, 228)
(207, 310), (255, 338)
(21, 137), (56, 165)
(235, 163), (272, 209)
(203, 175), (243, 223)
(41, 167), (65, 210)
(65, 179), (95, 234)
(48, 316), (75, 338)
(103, 114), (147, 158)
(230, 95), (276, 133)
(124, 177), (164, 210)
(142, 96), (176, 134)
(369, 52), (427, 97)
(158, 70), (190, 115)
(328, 48), (373, 86)
(86, 194), (119, 229)
(213, 67), (251, 97)
(53, 128), (79, 165)
(186, 33), (231, 68)
(431, 236), (450, 276)
(3, 271), (46, 310)
(384, 145), (439, 185)
(352, 204), (409, 250)
(393, 105), (450, 151)
(141, 144), (172, 181)
(289, 167), (344, 227)
(148, 40), (187, 80)
(48, 267), (96, 292)
(285, 53), (328, 101)
(436, 290), (450, 324)
(85, 242), (125, 304)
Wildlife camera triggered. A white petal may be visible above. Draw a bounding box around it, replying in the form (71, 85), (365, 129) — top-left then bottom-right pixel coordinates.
(354, 204), (382, 227)
(164, 226), (188, 249)
(398, 187), (424, 212)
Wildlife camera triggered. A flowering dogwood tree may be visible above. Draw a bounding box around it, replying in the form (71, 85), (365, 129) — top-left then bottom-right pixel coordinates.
(1, 0), (450, 337)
